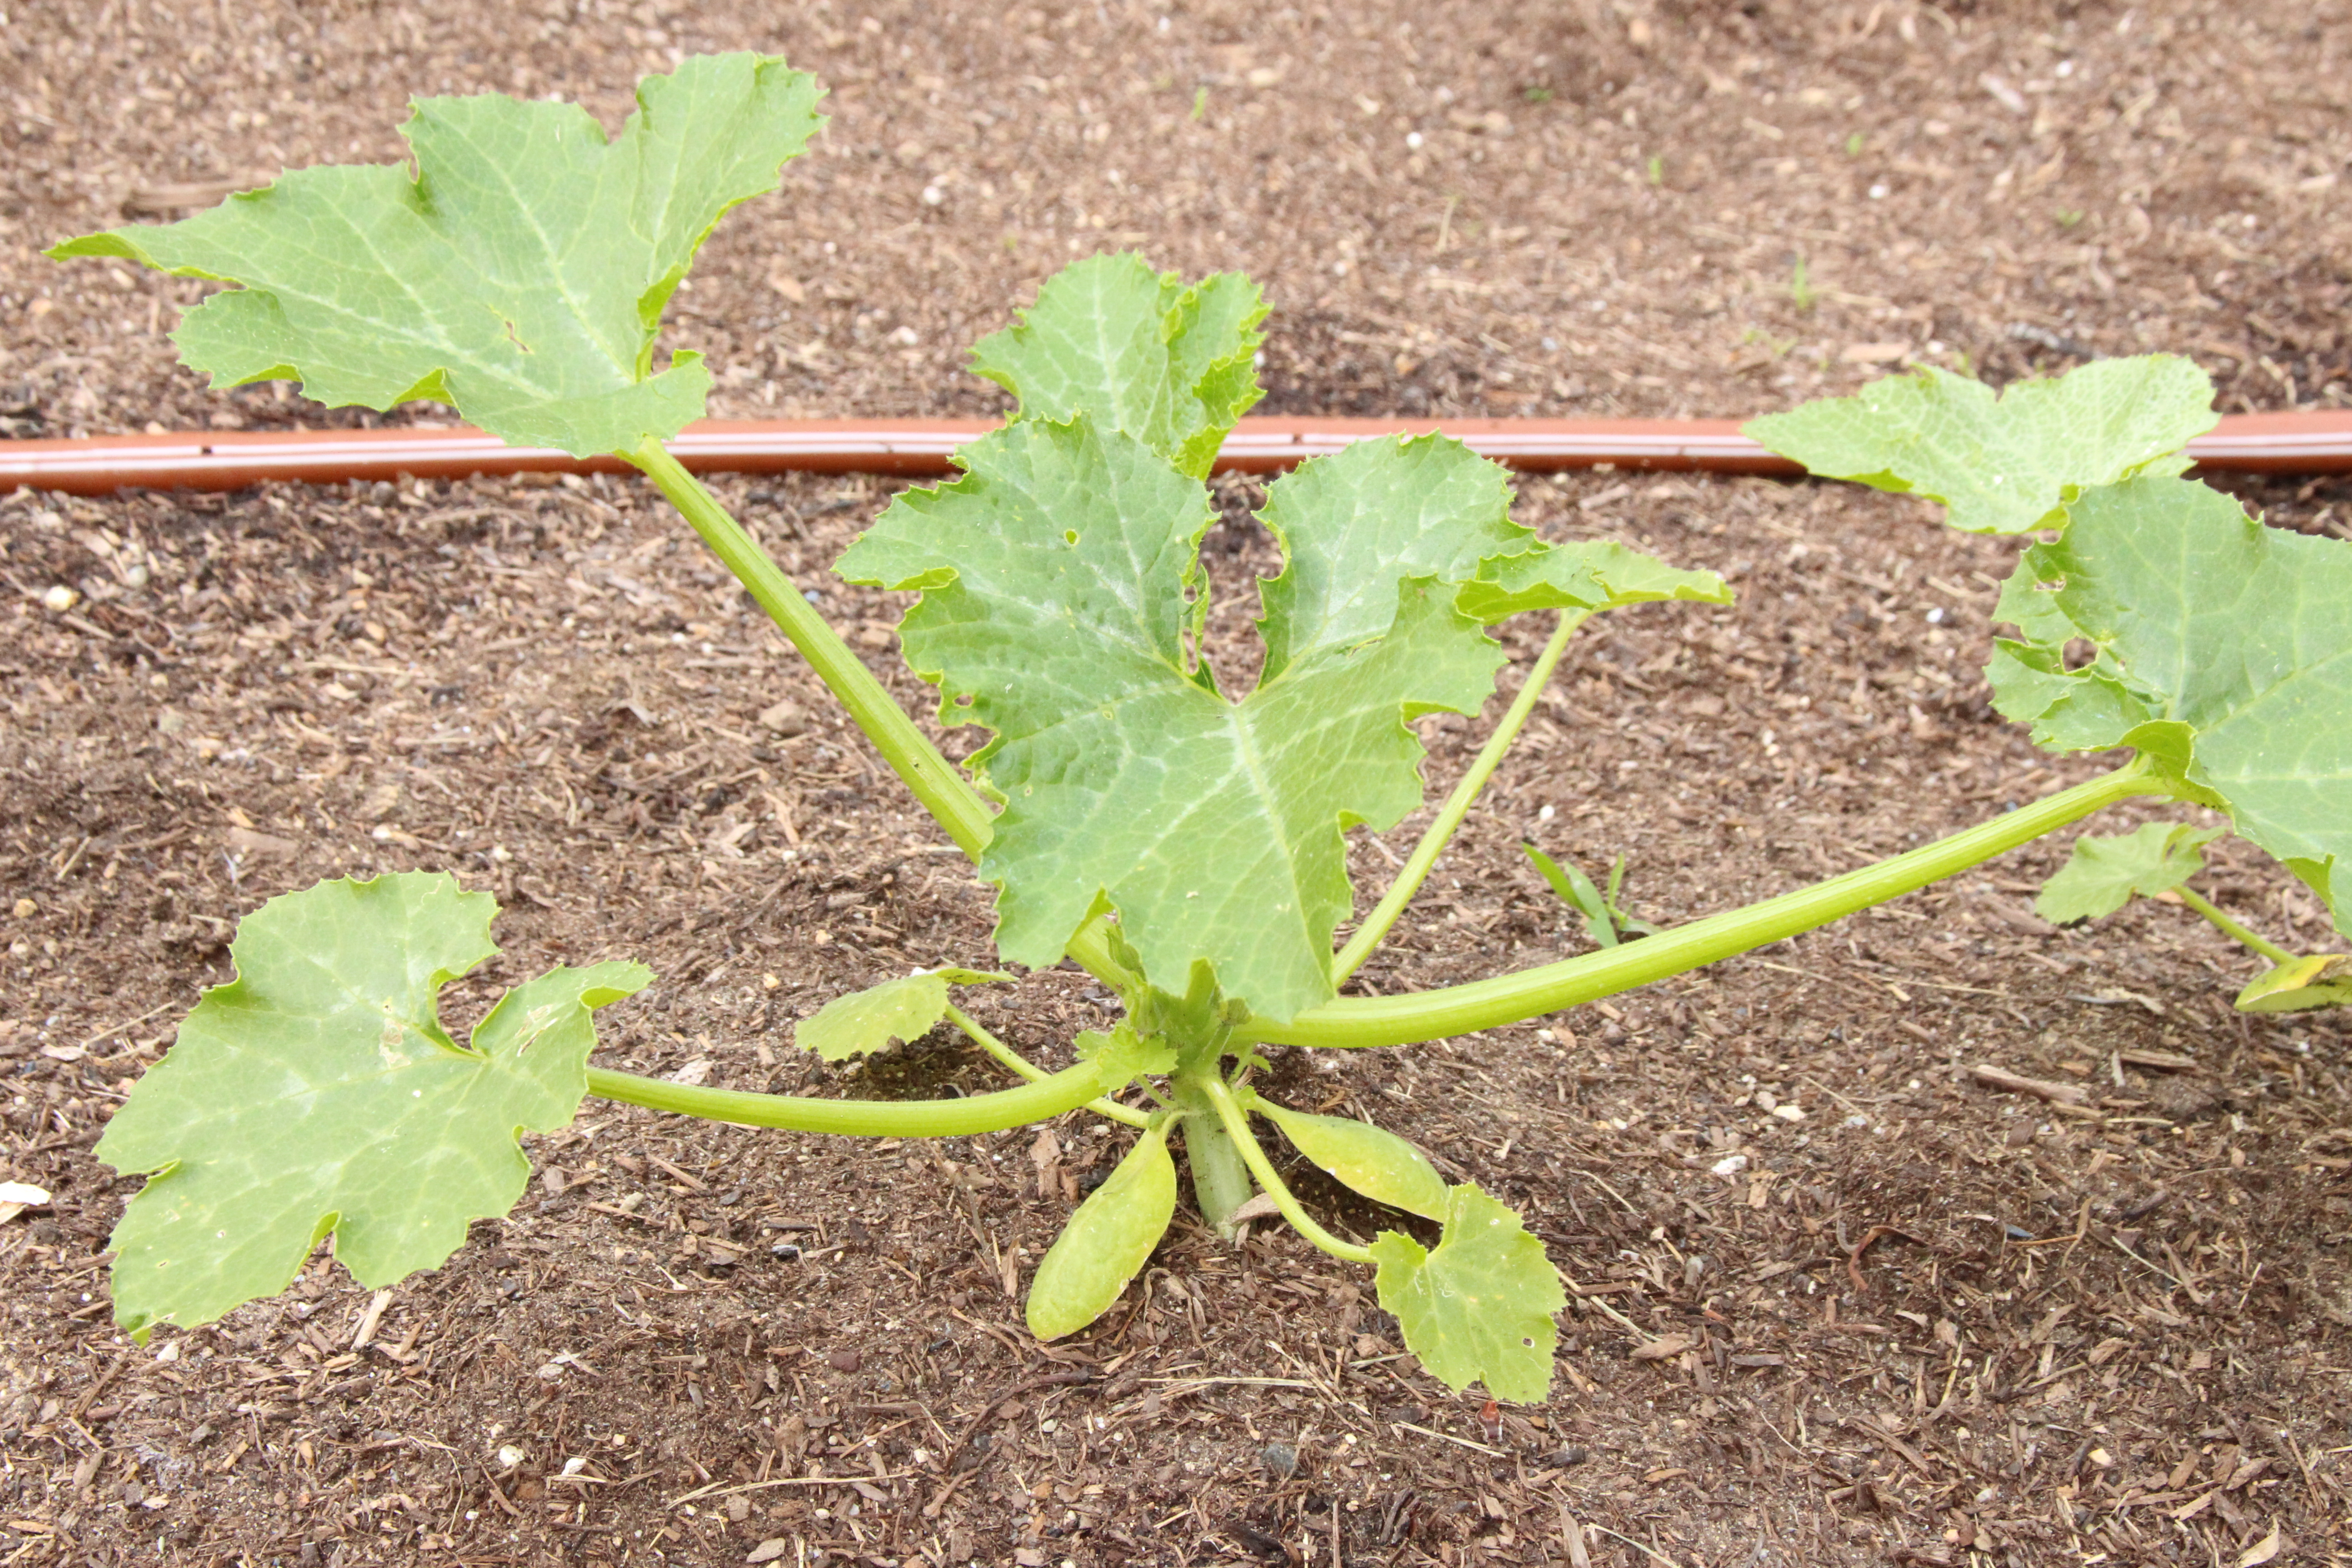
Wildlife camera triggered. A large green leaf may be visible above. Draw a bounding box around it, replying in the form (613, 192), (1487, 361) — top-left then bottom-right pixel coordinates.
(794, 968), (1006, 1062)
(2036, 822), (2224, 925)
(49, 54), (821, 456)
(970, 252), (1267, 478)
(837, 418), (1506, 1021)
(1369, 1184), (1563, 1403)
(1745, 357), (2217, 534)
(95, 874), (648, 1340)
(1989, 476), (2352, 936)
(1253, 1097), (1448, 1221)
(1026, 1121), (1177, 1339)
(838, 416), (1723, 1019)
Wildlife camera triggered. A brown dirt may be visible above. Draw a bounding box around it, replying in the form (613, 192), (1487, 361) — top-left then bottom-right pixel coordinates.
(6, 3), (2352, 1567)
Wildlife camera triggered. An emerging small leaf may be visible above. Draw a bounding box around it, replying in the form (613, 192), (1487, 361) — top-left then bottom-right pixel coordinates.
(1026, 1121), (1177, 1339)
(1745, 357), (2217, 534)
(1076, 1024), (1178, 1092)
(1524, 844), (1617, 948)
(1253, 1098), (1448, 1220)
(50, 54), (821, 457)
(95, 874), (648, 1341)
(2036, 822), (2225, 925)
(2236, 955), (2352, 1013)
(970, 252), (1267, 478)
(1989, 476), (2352, 938)
(1369, 1184), (1563, 1403)
(794, 968), (1006, 1062)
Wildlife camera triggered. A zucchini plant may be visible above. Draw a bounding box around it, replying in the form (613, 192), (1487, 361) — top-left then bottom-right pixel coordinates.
(51, 54), (2352, 1401)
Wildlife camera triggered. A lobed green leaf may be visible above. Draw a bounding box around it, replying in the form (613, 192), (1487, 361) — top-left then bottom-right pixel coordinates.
(1025, 1121), (1177, 1339)
(1453, 539), (1732, 624)
(970, 252), (1267, 479)
(51, 54), (821, 457)
(794, 968), (1006, 1062)
(1989, 476), (2352, 938)
(95, 874), (647, 1341)
(838, 416), (1505, 1022)
(1251, 436), (1729, 657)
(838, 404), (1724, 1019)
(1369, 1184), (1563, 1403)
(2035, 822), (2224, 925)
(1253, 1098), (1448, 1220)
(1745, 357), (2217, 534)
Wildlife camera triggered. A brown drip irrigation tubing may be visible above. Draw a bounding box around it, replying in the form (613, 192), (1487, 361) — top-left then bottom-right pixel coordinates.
(5, 410), (2352, 496)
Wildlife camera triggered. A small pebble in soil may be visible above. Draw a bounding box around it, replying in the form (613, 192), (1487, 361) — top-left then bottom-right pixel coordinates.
(1261, 1442), (1298, 1478)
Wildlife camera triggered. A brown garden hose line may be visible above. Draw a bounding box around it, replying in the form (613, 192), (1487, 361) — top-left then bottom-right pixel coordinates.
(5, 410), (2352, 496)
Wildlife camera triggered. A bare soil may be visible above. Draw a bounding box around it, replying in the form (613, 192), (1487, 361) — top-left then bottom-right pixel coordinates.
(6, 3), (2352, 1568)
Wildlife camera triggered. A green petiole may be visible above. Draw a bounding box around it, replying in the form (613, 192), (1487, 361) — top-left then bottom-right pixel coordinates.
(1335, 607), (1588, 984)
(1252, 761), (2165, 1049)
(942, 1003), (1152, 1128)
(1196, 1076), (1375, 1265)
(1171, 1070), (1258, 1237)
(583, 1060), (1106, 1138)
(2172, 886), (2299, 966)
(623, 437), (1135, 990)
(626, 438), (995, 856)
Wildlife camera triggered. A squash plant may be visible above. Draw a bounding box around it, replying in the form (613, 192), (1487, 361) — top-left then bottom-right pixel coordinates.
(49, 54), (2352, 1401)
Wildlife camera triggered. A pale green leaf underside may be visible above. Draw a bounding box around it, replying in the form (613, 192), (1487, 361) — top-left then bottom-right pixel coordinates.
(95, 874), (647, 1340)
(50, 54), (820, 457)
(2036, 822), (2222, 924)
(1745, 356), (2217, 534)
(1989, 476), (2352, 937)
(1369, 1184), (1564, 1403)
(1255, 1099), (1448, 1221)
(838, 417), (1504, 1022)
(969, 251), (1267, 479)
(1026, 1122), (1176, 1339)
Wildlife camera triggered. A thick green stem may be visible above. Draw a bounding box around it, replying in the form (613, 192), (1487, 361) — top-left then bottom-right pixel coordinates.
(583, 1061), (1103, 1137)
(1335, 608), (1588, 985)
(624, 438), (1130, 987)
(2173, 887), (2299, 966)
(1172, 1072), (1256, 1238)
(1198, 1078), (1375, 1265)
(1247, 762), (2164, 1049)
(942, 1003), (1150, 1128)
(626, 438), (992, 856)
